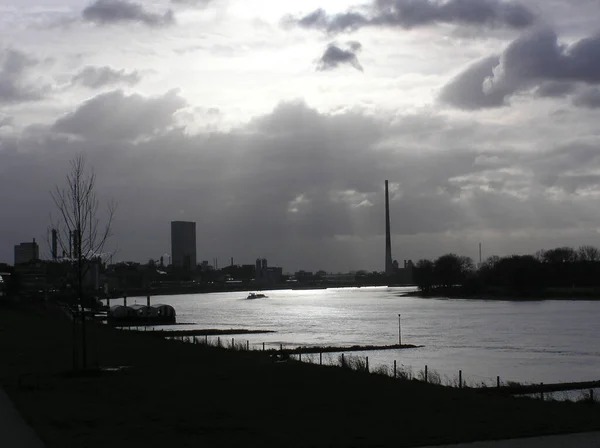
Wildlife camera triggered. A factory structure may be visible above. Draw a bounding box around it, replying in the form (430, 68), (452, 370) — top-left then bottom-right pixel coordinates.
(384, 180), (414, 284)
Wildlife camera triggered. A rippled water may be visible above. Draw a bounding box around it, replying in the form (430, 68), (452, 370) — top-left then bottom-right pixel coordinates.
(119, 287), (600, 385)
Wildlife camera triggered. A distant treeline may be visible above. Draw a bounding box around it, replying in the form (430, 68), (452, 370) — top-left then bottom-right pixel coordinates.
(413, 246), (600, 297)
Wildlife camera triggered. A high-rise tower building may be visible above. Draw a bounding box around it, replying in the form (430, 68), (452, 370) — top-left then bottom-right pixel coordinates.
(171, 221), (197, 271)
(384, 180), (395, 276)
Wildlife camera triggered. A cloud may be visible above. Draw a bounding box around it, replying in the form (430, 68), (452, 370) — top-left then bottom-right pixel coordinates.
(440, 28), (600, 109)
(4, 98), (600, 270)
(171, 0), (215, 6)
(288, 0), (535, 34)
(0, 49), (47, 104)
(71, 66), (141, 89)
(573, 88), (600, 109)
(82, 0), (175, 27)
(52, 89), (187, 140)
(317, 43), (364, 72)
(439, 56), (507, 109)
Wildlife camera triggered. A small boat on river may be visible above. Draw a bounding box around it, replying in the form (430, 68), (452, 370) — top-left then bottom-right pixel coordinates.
(246, 292), (267, 300)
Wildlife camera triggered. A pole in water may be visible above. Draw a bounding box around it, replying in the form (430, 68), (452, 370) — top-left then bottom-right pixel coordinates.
(398, 314), (402, 345)
(320, 352), (322, 366)
(394, 360), (397, 378)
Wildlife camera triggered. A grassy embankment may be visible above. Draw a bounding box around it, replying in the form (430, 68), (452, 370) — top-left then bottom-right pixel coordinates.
(1, 301), (600, 448)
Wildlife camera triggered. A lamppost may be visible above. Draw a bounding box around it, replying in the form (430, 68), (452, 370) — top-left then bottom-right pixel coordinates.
(398, 313), (402, 346)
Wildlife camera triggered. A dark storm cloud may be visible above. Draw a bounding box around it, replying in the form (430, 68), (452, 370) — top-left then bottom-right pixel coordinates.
(441, 28), (600, 109)
(82, 0), (175, 27)
(317, 43), (364, 72)
(287, 0), (535, 34)
(71, 66), (141, 89)
(52, 89), (186, 140)
(573, 88), (600, 109)
(0, 49), (47, 104)
(534, 81), (576, 98)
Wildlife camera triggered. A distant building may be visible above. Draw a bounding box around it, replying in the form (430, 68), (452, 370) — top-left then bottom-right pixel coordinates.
(255, 258), (282, 284)
(14, 239), (39, 265)
(394, 259), (414, 284)
(171, 221), (196, 271)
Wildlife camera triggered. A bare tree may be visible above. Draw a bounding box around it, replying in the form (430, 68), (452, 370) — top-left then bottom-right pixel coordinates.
(50, 154), (116, 370)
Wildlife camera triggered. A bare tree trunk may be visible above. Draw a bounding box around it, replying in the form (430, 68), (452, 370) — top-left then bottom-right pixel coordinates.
(51, 154), (116, 371)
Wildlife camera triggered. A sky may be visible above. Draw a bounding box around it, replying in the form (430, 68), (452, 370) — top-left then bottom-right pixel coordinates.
(1, 0), (600, 273)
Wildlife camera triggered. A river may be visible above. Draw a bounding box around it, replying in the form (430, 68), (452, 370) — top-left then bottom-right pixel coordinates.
(119, 286), (600, 387)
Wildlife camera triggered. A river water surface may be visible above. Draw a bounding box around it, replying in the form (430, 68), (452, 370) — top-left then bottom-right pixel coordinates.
(121, 286), (600, 386)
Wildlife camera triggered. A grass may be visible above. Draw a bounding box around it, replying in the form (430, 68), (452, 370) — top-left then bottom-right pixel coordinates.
(2, 301), (600, 448)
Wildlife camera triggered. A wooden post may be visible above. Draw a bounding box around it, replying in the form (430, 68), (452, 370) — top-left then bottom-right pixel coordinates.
(497, 376), (500, 388)
(459, 370), (462, 388)
(217, 337), (221, 347)
(299, 353), (302, 362)
(246, 340), (249, 351)
(341, 353), (345, 368)
(366, 356), (369, 373)
(320, 352), (322, 365)
(263, 342), (265, 351)
(232, 338), (235, 348)
(394, 360), (397, 378)
(205, 335), (208, 344)
(425, 365), (428, 383)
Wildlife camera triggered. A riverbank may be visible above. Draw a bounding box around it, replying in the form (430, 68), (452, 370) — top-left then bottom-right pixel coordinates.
(2, 301), (600, 447)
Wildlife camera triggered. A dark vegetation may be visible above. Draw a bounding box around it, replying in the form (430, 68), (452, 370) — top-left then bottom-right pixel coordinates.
(2, 301), (600, 448)
(412, 245), (600, 298)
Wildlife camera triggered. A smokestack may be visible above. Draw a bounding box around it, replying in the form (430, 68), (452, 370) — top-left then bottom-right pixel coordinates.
(385, 180), (394, 276)
(51, 229), (58, 260)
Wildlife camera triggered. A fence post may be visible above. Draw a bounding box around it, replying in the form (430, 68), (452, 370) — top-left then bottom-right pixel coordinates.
(425, 365), (428, 383)
(217, 337), (221, 347)
(232, 338), (235, 348)
(320, 352), (322, 366)
(341, 353), (345, 368)
(246, 340), (249, 351)
(366, 357), (369, 373)
(459, 370), (462, 388)
(205, 335), (208, 345)
(394, 360), (397, 378)
(497, 376), (500, 388)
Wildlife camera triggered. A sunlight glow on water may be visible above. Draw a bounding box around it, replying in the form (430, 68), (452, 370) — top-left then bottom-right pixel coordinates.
(121, 287), (600, 385)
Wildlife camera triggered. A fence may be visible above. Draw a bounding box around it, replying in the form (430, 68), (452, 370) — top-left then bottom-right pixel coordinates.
(152, 331), (599, 404)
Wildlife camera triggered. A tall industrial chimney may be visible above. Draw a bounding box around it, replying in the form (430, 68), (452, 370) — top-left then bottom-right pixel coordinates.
(51, 229), (58, 260)
(385, 180), (394, 276)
